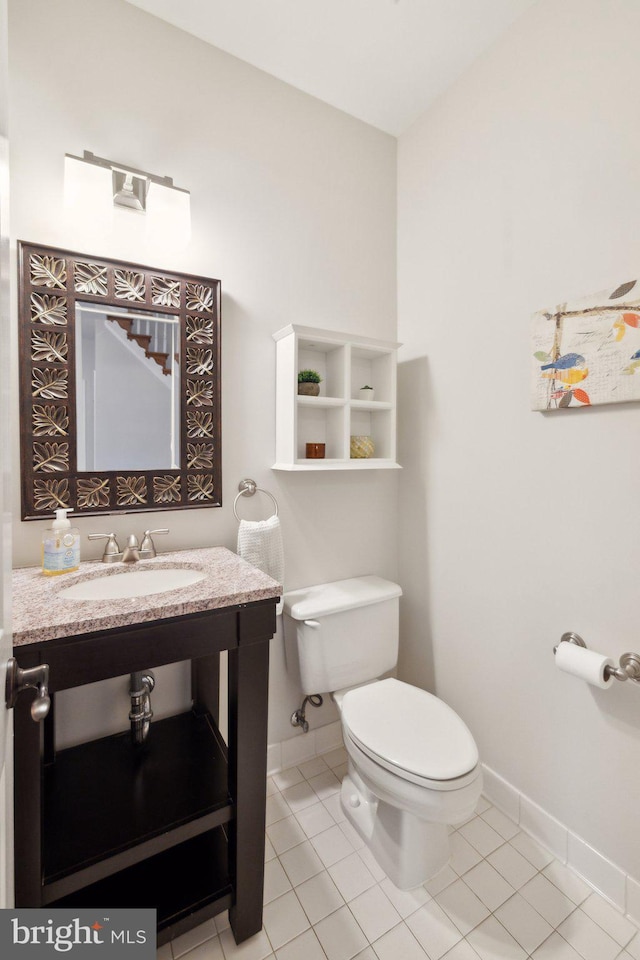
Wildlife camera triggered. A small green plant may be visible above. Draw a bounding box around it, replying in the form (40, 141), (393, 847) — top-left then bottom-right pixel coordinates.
(360, 385), (373, 390)
(298, 369), (322, 384)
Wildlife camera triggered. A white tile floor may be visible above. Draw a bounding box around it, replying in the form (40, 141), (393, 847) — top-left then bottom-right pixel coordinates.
(159, 750), (640, 960)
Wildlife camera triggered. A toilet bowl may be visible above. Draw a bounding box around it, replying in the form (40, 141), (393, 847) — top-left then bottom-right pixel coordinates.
(283, 576), (482, 889)
(335, 678), (481, 888)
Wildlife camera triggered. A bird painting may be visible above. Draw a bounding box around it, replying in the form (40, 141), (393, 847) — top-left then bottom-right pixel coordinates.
(540, 353), (588, 386)
(539, 352), (585, 372)
(531, 276), (640, 409)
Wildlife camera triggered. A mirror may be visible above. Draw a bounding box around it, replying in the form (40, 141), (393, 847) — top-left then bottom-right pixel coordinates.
(18, 242), (221, 519)
(75, 302), (181, 472)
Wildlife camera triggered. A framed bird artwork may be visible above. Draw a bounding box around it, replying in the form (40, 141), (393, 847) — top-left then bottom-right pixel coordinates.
(531, 278), (640, 410)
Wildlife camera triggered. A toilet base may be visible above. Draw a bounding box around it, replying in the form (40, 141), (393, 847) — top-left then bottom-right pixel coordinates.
(341, 771), (451, 890)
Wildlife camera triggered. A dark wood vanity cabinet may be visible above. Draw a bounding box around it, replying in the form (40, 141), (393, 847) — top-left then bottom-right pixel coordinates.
(13, 599), (275, 947)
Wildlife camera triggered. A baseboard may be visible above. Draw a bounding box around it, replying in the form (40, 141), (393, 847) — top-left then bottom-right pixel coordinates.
(481, 764), (640, 925)
(267, 730), (640, 925)
(267, 720), (343, 777)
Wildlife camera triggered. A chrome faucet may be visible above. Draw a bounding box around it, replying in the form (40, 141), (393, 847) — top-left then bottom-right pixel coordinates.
(121, 534), (140, 563)
(89, 529), (169, 563)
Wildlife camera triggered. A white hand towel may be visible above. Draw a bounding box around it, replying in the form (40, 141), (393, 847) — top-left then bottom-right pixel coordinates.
(237, 514), (284, 614)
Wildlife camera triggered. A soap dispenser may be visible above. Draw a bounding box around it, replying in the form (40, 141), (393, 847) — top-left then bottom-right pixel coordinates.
(42, 508), (80, 576)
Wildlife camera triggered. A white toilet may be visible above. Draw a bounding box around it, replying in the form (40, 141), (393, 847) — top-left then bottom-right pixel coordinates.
(283, 575), (482, 890)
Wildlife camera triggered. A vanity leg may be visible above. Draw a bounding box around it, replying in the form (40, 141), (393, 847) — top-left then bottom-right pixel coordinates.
(14, 694), (44, 906)
(227, 638), (269, 943)
(191, 655), (220, 723)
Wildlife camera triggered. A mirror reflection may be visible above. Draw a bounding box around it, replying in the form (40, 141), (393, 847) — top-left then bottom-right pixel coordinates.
(75, 301), (180, 472)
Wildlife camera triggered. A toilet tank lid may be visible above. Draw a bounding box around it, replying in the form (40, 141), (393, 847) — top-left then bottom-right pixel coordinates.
(283, 576), (402, 620)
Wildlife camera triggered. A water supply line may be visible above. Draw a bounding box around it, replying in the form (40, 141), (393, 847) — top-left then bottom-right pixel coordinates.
(291, 694), (323, 733)
(129, 671), (155, 744)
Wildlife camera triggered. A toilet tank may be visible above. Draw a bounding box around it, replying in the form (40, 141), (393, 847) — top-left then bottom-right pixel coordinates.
(283, 576), (403, 695)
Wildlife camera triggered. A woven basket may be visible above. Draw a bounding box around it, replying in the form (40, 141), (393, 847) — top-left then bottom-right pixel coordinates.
(350, 435), (375, 459)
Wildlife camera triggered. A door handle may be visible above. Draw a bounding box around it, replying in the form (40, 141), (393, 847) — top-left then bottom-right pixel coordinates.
(5, 658), (50, 721)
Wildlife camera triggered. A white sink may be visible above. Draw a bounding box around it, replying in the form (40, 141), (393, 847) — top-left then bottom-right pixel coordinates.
(58, 568), (206, 601)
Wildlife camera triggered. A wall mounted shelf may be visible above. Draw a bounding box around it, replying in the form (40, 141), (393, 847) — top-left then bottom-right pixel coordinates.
(273, 324), (401, 471)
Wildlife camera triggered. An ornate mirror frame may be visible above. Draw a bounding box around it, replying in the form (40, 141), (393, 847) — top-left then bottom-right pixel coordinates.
(18, 241), (221, 520)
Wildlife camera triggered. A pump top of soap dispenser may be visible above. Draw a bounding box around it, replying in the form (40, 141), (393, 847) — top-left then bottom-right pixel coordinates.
(52, 508), (73, 530)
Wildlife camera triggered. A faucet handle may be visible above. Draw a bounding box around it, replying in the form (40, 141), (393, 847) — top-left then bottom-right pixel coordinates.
(88, 532), (121, 561)
(140, 528), (169, 557)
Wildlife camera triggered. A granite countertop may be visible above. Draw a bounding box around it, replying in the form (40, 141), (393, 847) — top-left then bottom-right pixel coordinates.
(12, 546), (282, 646)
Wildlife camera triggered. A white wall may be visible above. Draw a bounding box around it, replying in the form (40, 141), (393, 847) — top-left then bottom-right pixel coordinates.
(398, 0), (640, 885)
(7, 0), (398, 745)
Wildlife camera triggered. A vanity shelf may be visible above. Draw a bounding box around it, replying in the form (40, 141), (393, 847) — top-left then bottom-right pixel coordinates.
(273, 324), (401, 470)
(54, 828), (233, 935)
(11, 550), (279, 949)
(42, 710), (231, 899)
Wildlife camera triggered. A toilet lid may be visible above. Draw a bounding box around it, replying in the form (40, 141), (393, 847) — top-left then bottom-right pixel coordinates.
(341, 678), (479, 781)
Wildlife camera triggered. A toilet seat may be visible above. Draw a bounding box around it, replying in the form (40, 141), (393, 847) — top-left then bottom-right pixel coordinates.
(341, 678), (479, 788)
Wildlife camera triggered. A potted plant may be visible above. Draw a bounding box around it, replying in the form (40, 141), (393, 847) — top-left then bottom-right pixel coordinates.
(359, 384), (375, 401)
(298, 369), (322, 397)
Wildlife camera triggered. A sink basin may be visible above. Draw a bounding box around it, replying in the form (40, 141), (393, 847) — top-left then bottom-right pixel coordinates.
(58, 568), (206, 601)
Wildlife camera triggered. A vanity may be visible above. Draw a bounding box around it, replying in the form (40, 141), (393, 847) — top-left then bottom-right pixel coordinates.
(11, 546), (280, 947)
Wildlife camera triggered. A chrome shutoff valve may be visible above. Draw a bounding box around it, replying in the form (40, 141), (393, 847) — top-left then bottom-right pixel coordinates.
(290, 693), (324, 733)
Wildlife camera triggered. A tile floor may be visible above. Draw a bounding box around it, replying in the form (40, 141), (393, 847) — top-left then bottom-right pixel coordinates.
(158, 749), (640, 960)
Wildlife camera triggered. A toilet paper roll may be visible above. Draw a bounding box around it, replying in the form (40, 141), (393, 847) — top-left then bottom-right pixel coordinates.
(555, 641), (614, 689)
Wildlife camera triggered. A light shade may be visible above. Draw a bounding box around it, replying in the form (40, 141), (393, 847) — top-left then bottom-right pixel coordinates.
(64, 154), (113, 221)
(64, 151), (191, 251)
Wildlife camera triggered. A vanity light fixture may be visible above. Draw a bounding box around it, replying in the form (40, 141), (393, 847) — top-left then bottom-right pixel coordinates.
(64, 150), (191, 247)
(65, 150), (189, 212)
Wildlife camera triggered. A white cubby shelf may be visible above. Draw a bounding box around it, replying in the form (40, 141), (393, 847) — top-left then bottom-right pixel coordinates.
(272, 324), (401, 471)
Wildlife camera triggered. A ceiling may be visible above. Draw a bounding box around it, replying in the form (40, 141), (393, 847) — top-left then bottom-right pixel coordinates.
(123, 0), (537, 136)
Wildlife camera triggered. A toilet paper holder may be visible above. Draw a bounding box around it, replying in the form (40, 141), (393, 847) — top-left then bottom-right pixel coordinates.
(554, 632), (640, 683)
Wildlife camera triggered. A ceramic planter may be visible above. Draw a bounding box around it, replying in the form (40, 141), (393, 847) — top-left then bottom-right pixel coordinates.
(298, 382), (320, 396)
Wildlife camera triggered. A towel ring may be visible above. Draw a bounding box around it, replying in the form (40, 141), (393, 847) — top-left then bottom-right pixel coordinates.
(233, 478), (279, 521)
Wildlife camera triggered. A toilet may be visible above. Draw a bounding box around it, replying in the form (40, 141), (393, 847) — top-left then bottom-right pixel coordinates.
(283, 575), (482, 890)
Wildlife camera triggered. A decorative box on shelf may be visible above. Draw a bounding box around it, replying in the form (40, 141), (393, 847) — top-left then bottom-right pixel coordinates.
(272, 324), (401, 471)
